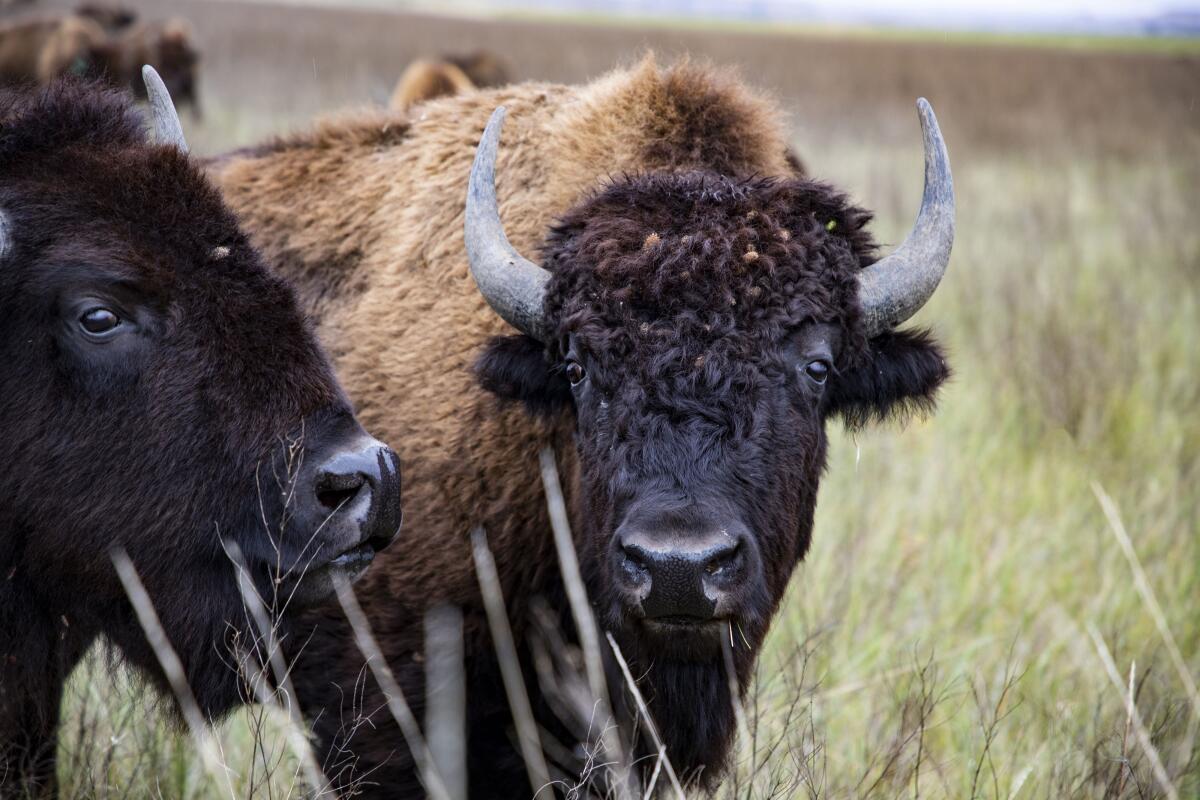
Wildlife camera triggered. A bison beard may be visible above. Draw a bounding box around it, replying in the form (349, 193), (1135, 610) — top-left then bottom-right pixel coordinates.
(210, 58), (951, 798)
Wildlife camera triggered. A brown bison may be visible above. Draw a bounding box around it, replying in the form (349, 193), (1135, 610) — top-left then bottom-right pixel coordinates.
(211, 58), (954, 796)
(92, 18), (200, 112)
(0, 13), (199, 113)
(74, 2), (137, 32)
(389, 50), (511, 110)
(0, 73), (401, 795)
(0, 13), (107, 86)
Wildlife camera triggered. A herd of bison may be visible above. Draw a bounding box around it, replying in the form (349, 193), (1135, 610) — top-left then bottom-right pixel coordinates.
(0, 3), (957, 798)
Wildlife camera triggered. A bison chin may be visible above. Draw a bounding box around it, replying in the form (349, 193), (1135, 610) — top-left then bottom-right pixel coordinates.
(604, 619), (764, 787)
(592, 572), (769, 785)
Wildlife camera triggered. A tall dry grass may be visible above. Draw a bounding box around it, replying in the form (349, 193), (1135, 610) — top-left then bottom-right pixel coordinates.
(39, 3), (1200, 797)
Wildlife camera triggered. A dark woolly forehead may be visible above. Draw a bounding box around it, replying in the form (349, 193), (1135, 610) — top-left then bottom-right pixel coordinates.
(0, 80), (268, 289)
(544, 171), (877, 364)
(0, 80), (145, 161)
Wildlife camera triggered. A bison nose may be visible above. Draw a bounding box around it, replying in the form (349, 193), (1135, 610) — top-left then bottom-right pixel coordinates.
(307, 437), (402, 553)
(615, 524), (748, 623)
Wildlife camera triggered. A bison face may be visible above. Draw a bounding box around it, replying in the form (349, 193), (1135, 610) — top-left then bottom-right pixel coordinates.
(468, 101), (952, 778)
(0, 82), (399, 716)
(479, 171), (948, 666)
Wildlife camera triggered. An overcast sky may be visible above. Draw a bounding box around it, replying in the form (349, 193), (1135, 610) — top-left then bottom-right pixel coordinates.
(803, 0), (1183, 14)
(505, 0), (1200, 32)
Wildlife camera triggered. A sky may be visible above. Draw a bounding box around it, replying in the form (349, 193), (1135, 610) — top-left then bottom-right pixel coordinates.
(499, 0), (1200, 33)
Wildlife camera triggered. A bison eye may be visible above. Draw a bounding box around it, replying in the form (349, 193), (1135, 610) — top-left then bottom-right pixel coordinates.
(565, 359), (586, 386)
(79, 307), (120, 337)
(802, 359), (830, 385)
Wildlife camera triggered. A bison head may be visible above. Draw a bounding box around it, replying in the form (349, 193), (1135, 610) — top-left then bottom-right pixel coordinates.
(469, 103), (953, 773)
(0, 75), (400, 718)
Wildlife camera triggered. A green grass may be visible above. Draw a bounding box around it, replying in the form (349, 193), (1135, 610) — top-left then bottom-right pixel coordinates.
(724, 141), (1200, 798)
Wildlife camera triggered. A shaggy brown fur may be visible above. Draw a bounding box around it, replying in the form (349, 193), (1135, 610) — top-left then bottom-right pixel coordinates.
(388, 51), (511, 110)
(389, 58), (476, 110)
(450, 50), (511, 89)
(211, 57), (946, 797)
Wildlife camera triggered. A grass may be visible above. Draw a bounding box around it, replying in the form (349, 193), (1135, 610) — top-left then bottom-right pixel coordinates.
(42, 1), (1200, 797)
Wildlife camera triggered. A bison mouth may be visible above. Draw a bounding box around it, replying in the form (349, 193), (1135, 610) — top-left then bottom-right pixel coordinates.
(278, 539), (381, 609)
(644, 614), (726, 629)
(632, 614), (731, 659)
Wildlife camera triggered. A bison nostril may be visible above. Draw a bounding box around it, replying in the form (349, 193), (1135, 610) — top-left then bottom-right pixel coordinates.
(704, 540), (741, 576)
(619, 543), (650, 579)
(316, 475), (366, 512)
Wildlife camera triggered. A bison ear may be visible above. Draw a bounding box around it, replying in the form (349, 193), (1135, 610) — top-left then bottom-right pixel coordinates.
(826, 328), (950, 429)
(475, 334), (573, 416)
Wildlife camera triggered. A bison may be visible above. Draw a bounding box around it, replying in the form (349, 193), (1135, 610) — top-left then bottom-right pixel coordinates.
(0, 73), (401, 795)
(0, 13), (107, 87)
(389, 50), (511, 110)
(0, 13), (199, 113)
(211, 58), (954, 796)
(74, 3), (137, 32)
(93, 18), (200, 112)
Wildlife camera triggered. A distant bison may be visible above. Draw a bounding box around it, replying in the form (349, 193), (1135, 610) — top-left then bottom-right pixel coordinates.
(389, 50), (511, 110)
(0, 13), (107, 86)
(74, 2), (137, 32)
(0, 75), (401, 795)
(88, 17), (200, 112)
(212, 59), (954, 796)
(0, 13), (199, 113)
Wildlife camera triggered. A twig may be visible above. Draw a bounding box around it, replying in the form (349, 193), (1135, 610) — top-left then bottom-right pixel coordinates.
(222, 540), (332, 796)
(1086, 622), (1180, 800)
(470, 527), (554, 797)
(333, 575), (453, 800)
(110, 548), (237, 800)
(424, 604), (468, 800)
(1092, 483), (1199, 720)
(1116, 659), (1136, 799)
(605, 632), (688, 800)
(539, 447), (631, 796)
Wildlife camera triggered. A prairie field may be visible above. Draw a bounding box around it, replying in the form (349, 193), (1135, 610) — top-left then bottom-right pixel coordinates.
(19, 0), (1200, 797)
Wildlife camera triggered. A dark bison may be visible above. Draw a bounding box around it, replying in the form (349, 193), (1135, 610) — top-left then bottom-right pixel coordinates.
(389, 50), (511, 110)
(0, 74), (401, 795)
(211, 58), (954, 796)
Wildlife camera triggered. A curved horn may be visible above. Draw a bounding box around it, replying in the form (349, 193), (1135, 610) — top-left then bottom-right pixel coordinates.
(141, 65), (188, 152)
(858, 98), (954, 336)
(465, 106), (551, 341)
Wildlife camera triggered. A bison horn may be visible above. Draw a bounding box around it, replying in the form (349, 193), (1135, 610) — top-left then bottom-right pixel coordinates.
(141, 65), (188, 153)
(857, 98), (954, 337)
(465, 107), (551, 341)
